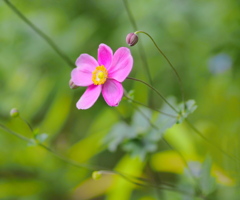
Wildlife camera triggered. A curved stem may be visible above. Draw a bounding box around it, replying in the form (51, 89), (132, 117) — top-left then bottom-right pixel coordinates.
(135, 30), (186, 108)
(111, 170), (195, 197)
(0, 122), (195, 197)
(4, 0), (75, 68)
(127, 77), (179, 113)
(124, 94), (177, 118)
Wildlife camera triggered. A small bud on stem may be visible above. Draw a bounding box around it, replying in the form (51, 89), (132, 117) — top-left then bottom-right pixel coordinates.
(10, 108), (19, 118)
(126, 32), (138, 46)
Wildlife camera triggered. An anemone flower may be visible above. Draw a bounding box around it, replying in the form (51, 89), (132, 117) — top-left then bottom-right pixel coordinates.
(71, 43), (133, 109)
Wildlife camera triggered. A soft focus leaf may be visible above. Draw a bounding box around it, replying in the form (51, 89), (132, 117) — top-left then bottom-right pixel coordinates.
(177, 99), (198, 124)
(72, 174), (113, 199)
(0, 180), (42, 199)
(199, 156), (216, 196)
(106, 107), (163, 160)
(106, 155), (145, 200)
(150, 150), (185, 174)
(39, 89), (72, 136)
(132, 107), (152, 133)
(105, 122), (135, 152)
(154, 97), (178, 133)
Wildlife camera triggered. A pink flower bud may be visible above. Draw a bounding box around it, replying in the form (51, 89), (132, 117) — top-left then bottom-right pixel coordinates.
(69, 79), (79, 89)
(126, 33), (138, 46)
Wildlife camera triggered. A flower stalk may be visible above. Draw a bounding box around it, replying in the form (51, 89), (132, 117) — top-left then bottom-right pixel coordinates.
(4, 0), (75, 68)
(134, 30), (186, 109)
(126, 77), (179, 113)
(0, 120), (196, 197)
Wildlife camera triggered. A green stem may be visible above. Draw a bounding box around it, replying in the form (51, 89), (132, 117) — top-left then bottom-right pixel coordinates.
(186, 119), (240, 162)
(135, 30), (186, 108)
(122, 0), (153, 92)
(4, 0), (75, 68)
(19, 116), (34, 133)
(0, 123), (92, 170)
(132, 106), (200, 192)
(124, 93), (177, 118)
(0, 122), (194, 197)
(114, 170), (195, 197)
(122, 0), (137, 30)
(127, 77), (179, 113)
(0, 123), (30, 143)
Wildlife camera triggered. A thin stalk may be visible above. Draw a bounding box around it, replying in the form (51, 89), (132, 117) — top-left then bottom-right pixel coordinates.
(124, 93), (177, 118)
(19, 116), (34, 133)
(123, 0), (153, 88)
(0, 123), (31, 143)
(4, 0), (75, 68)
(38, 143), (96, 170)
(135, 30), (186, 108)
(132, 106), (201, 193)
(122, 0), (137, 30)
(114, 171), (195, 197)
(127, 77), (178, 113)
(186, 119), (240, 163)
(0, 122), (195, 197)
(0, 123), (92, 170)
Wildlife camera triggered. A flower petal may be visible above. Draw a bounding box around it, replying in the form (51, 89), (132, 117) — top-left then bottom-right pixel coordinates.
(98, 44), (113, 69)
(71, 68), (93, 86)
(75, 54), (98, 71)
(108, 47), (133, 82)
(76, 85), (102, 109)
(102, 79), (123, 107)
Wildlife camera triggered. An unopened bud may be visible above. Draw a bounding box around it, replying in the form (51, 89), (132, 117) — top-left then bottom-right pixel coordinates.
(10, 108), (19, 118)
(69, 79), (78, 89)
(126, 33), (138, 46)
(92, 171), (102, 180)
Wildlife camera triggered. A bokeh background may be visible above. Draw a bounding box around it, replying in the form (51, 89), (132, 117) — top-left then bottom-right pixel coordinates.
(0, 0), (240, 199)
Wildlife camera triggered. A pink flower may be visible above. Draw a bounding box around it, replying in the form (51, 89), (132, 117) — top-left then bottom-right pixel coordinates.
(71, 44), (133, 109)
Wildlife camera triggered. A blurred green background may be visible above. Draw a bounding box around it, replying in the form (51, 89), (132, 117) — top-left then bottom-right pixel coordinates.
(0, 0), (240, 199)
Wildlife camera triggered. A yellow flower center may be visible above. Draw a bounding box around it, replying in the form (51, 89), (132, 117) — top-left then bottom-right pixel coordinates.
(92, 65), (108, 85)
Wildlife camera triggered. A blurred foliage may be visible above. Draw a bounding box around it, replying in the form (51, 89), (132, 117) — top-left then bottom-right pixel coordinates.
(105, 99), (196, 160)
(0, 0), (240, 199)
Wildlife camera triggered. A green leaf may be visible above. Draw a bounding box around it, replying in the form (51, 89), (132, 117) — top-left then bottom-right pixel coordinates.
(199, 156), (216, 196)
(154, 97), (178, 133)
(105, 107), (160, 160)
(177, 99), (198, 123)
(132, 107), (152, 133)
(104, 122), (135, 152)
